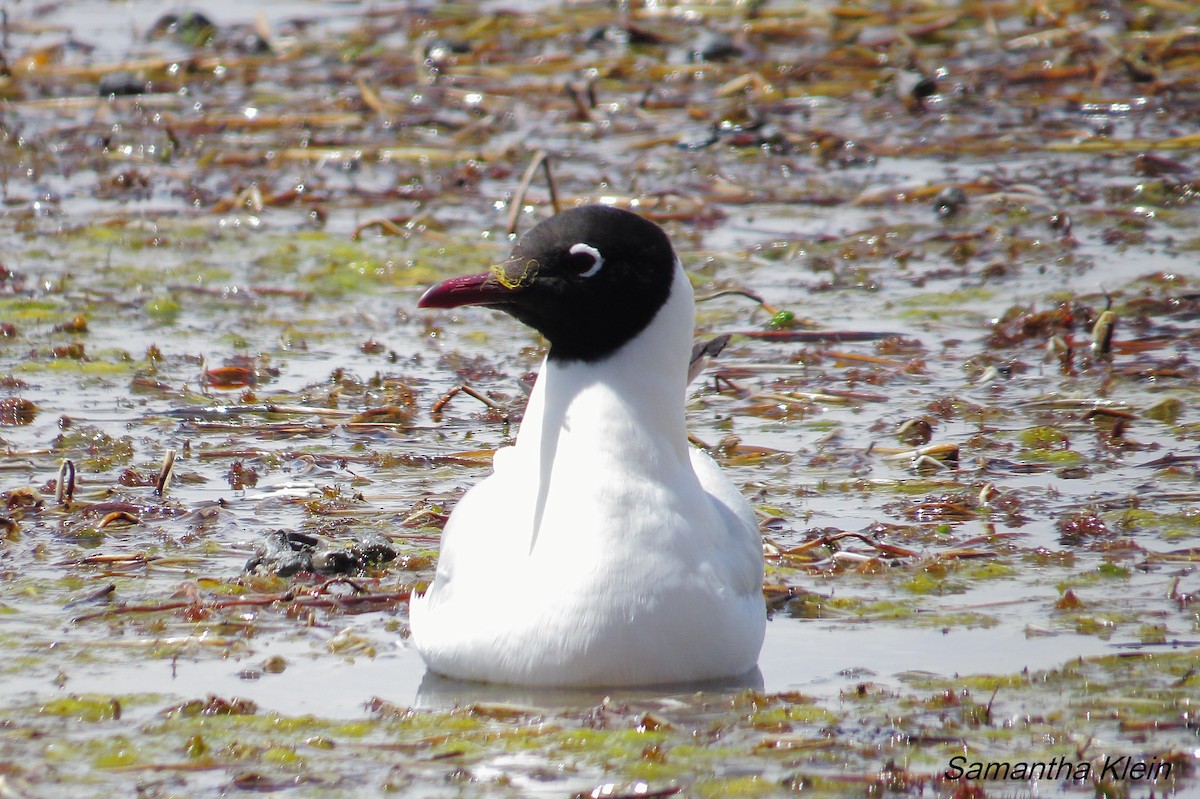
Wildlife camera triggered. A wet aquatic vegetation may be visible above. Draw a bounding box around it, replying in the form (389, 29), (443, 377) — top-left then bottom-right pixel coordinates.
(244, 529), (400, 576)
(5, 654), (1196, 797)
(2, 0), (1200, 794)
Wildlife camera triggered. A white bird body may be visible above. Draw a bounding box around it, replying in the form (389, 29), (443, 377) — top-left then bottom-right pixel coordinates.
(410, 208), (765, 687)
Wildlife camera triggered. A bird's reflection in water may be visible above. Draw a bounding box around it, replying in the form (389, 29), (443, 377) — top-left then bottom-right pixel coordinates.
(413, 667), (764, 710)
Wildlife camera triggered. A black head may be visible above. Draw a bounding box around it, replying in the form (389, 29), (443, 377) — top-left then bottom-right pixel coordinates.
(419, 205), (676, 362)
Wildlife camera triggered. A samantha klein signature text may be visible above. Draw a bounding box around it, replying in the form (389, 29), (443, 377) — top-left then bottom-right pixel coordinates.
(945, 755), (1172, 782)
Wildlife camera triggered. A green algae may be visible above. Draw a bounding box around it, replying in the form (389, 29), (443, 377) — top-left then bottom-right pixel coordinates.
(0, 297), (71, 325)
(144, 296), (183, 322)
(2, 650), (1195, 798)
(90, 736), (142, 769)
(898, 287), (996, 309)
(0, 1), (1199, 797)
(51, 425), (136, 470)
(788, 593), (999, 630)
(1106, 507), (1200, 541)
(1019, 426), (1070, 449)
(38, 695), (125, 723)
(901, 568), (968, 596)
(20, 358), (138, 377)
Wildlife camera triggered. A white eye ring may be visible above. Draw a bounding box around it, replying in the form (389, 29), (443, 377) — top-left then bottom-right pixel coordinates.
(569, 242), (604, 278)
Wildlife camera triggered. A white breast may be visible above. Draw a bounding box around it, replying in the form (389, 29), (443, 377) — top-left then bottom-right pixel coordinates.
(409, 263), (765, 687)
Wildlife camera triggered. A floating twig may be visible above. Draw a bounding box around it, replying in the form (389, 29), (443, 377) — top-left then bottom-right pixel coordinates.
(57, 553), (163, 566)
(785, 531), (919, 559)
(1091, 309), (1117, 362)
(352, 216), (412, 239)
(155, 448), (176, 497)
(72, 589), (412, 624)
(507, 150), (560, 236)
(564, 80), (593, 123)
(64, 583), (116, 608)
(819, 350), (908, 367)
(432, 384), (503, 416)
(401, 507), (450, 527)
(736, 330), (901, 343)
(695, 287), (779, 316)
(56, 458), (76, 507)
(98, 510), (141, 528)
(687, 334), (731, 383)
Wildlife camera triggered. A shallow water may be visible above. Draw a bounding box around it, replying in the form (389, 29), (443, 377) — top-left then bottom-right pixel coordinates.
(1, 0), (1198, 795)
(0, 614), (1120, 719)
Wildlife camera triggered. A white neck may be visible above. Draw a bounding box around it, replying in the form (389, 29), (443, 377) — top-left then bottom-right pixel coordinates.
(516, 261), (693, 460)
(511, 262), (695, 546)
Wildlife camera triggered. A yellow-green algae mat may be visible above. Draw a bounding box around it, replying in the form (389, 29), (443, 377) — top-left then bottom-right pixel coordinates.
(1, 650), (1197, 797)
(2, 0), (1200, 796)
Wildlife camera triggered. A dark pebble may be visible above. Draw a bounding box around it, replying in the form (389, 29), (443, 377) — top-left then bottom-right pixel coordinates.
(98, 71), (148, 97)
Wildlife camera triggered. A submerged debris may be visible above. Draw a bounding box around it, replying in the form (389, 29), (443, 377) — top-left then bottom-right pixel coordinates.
(0, 397), (37, 425)
(245, 530), (398, 576)
(0, 0), (1198, 794)
(97, 71), (148, 97)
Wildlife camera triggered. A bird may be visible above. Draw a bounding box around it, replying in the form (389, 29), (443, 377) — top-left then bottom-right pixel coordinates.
(409, 204), (765, 688)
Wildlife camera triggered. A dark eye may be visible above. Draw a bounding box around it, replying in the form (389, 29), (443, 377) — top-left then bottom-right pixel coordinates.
(567, 243), (604, 278)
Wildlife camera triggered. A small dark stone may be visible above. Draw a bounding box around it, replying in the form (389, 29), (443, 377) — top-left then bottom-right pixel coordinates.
(234, 31), (272, 55)
(271, 552), (313, 577)
(676, 128), (719, 150)
(260, 533), (290, 557)
(98, 71), (148, 98)
(892, 71), (937, 103)
(585, 24), (662, 47)
(246, 527), (314, 573)
(351, 535), (398, 565)
(312, 549), (356, 573)
(688, 30), (741, 62)
(934, 186), (968, 218)
(248, 531), (396, 575)
(910, 76), (937, 100)
(148, 11), (217, 47)
(281, 531), (320, 551)
(424, 38), (470, 63)
(246, 531), (320, 574)
(261, 530), (312, 554)
(148, 13), (180, 35)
